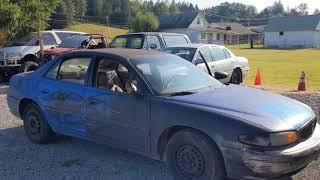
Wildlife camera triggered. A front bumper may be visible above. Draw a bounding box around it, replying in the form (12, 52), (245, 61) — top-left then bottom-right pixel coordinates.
(221, 124), (320, 179)
(0, 58), (21, 67)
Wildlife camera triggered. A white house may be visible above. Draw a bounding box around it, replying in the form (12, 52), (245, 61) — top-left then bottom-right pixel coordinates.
(264, 15), (320, 48)
(158, 12), (257, 45)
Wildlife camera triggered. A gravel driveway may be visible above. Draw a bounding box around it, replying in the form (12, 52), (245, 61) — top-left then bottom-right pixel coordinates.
(0, 91), (319, 180)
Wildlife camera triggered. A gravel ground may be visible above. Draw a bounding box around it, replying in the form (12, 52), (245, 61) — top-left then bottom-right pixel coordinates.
(0, 91), (319, 180)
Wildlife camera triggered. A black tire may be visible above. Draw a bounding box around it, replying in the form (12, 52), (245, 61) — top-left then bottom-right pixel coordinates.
(22, 103), (54, 144)
(230, 68), (242, 85)
(166, 130), (226, 180)
(0, 72), (4, 84)
(18, 61), (39, 73)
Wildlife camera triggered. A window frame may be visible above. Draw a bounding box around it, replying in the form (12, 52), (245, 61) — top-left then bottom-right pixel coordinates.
(210, 46), (228, 61)
(201, 32), (207, 40)
(90, 55), (152, 96)
(146, 35), (162, 49)
(223, 48), (232, 59)
(43, 33), (58, 46)
(162, 35), (189, 47)
(195, 46), (213, 62)
(44, 55), (93, 86)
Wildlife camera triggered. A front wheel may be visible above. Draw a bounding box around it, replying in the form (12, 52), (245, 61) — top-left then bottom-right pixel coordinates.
(230, 68), (242, 85)
(22, 103), (54, 144)
(166, 130), (226, 180)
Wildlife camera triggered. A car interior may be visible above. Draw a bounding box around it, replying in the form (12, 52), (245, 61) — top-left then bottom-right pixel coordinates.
(95, 59), (138, 93)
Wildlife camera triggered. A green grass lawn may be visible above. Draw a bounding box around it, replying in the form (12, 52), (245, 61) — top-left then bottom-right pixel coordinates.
(227, 44), (320, 91)
(65, 23), (128, 40)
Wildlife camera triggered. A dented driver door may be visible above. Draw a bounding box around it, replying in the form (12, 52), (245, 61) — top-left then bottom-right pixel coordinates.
(84, 88), (151, 154)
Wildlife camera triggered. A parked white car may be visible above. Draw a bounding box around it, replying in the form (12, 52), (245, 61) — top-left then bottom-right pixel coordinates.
(0, 30), (85, 82)
(165, 44), (250, 84)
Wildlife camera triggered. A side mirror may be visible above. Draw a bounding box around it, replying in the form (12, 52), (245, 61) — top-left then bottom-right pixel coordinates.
(149, 43), (157, 49)
(35, 40), (40, 46)
(214, 71), (228, 80)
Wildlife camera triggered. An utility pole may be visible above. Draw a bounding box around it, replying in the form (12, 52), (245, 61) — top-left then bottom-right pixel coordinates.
(37, 28), (44, 59)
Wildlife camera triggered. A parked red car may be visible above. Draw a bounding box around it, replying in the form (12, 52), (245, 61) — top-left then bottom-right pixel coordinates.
(18, 34), (108, 73)
(43, 34), (108, 61)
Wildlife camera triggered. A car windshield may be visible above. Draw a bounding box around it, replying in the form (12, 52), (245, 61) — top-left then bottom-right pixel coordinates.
(165, 48), (196, 62)
(4, 33), (38, 47)
(131, 54), (223, 96)
(58, 36), (89, 48)
(111, 34), (144, 49)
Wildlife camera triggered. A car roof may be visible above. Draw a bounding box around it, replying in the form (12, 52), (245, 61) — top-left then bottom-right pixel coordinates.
(72, 48), (167, 59)
(165, 43), (225, 49)
(45, 30), (86, 34)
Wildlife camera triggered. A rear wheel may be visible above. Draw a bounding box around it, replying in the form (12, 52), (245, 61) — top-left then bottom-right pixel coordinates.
(230, 68), (242, 85)
(22, 103), (54, 144)
(166, 130), (226, 180)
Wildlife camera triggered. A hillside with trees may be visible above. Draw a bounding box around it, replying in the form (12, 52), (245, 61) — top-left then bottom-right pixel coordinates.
(0, 0), (318, 41)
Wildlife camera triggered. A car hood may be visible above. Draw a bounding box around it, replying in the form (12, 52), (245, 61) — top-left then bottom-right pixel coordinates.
(44, 48), (74, 55)
(0, 46), (32, 54)
(168, 85), (315, 132)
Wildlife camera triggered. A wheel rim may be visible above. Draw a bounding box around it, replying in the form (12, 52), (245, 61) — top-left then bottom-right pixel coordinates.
(27, 111), (41, 135)
(176, 144), (205, 178)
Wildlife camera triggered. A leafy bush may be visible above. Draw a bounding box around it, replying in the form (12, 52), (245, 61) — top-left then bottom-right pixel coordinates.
(131, 13), (159, 32)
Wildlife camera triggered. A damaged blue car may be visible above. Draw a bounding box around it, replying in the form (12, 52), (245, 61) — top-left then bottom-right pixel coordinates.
(7, 49), (320, 180)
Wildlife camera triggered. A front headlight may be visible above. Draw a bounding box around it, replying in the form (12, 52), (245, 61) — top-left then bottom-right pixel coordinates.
(239, 131), (298, 147)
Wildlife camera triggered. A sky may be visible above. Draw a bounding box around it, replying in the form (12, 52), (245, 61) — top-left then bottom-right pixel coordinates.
(172, 0), (320, 12)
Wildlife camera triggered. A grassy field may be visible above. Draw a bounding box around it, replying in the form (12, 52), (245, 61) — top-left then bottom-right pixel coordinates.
(65, 23), (128, 39)
(227, 45), (320, 91)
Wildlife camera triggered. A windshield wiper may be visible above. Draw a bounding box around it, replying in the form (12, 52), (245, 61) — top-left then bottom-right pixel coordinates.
(166, 91), (195, 97)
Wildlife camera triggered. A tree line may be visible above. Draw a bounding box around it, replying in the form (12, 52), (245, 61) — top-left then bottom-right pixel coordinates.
(50, 0), (199, 28)
(1, 0), (320, 40)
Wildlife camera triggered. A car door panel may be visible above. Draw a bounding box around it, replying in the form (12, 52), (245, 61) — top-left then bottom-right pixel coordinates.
(84, 88), (150, 154)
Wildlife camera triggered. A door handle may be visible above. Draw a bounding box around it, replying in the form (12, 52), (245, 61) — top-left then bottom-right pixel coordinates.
(88, 101), (97, 105)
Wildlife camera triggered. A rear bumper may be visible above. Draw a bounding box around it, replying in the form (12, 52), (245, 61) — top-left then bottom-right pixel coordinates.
(221, 124), (320, 179)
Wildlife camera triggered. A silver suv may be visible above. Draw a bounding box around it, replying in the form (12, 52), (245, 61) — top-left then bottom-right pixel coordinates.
(0, 30), (85, 82)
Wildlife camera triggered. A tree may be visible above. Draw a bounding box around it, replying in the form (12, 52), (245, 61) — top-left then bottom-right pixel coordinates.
(154, 0), (169, 16)
(0, 0), (60, 38)
(258, 1), (284, 18)
(314, 9), (320, 15)
(287, 3), (309, 16)
(131, 12), (159, 32)
(169, 0), (179, 15)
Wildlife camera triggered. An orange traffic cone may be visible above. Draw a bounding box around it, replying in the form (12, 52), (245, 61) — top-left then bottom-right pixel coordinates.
(254, 68), (262, 85)
(298, 71), (306, 91)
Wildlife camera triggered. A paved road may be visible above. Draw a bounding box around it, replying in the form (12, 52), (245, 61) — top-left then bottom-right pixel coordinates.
(0, 92), (319, 180)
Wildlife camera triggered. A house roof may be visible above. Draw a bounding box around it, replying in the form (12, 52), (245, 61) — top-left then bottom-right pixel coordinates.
(158, 11), (199, 29)
(265, 15), (320, 32)
(213, 22), (257, 35)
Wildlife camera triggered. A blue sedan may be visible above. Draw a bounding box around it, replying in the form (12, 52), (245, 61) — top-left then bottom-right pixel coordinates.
(7, 49), (320, 180)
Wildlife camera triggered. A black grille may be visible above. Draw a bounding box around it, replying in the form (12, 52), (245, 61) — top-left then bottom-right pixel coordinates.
(299, 118), (317, 141)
